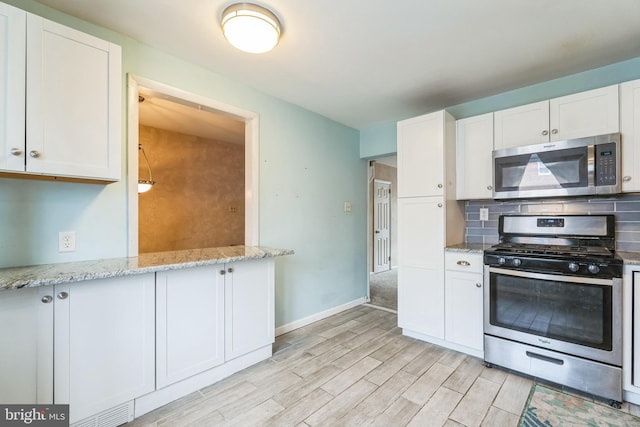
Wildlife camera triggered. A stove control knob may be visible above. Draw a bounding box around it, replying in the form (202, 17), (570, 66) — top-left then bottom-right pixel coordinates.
(588, 264), (600, 274)
(498, 257), (506, 265)
(512, 258), (522, 267)
(568, 262), (579, 272)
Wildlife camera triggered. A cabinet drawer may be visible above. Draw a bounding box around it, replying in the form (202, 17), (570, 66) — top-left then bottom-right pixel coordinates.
(445, 252), (483, 274)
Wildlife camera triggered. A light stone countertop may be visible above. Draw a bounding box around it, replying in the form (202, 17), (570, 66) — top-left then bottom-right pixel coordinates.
(445, 243), (492, 254)
(0, 246), (294, 291)
(618, 251), (640, 266)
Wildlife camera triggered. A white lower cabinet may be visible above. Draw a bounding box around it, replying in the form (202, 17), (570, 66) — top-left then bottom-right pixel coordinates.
(0, 275), (155, 425)
(156, 266), (225, 389)
(154, 259), (275, 387)
(56, 275), (156, 424)
(224, 260), (275, 361)
(444, 252), (484, 357)
(0, 286), (53, 404)
(623, 266), (640, 404)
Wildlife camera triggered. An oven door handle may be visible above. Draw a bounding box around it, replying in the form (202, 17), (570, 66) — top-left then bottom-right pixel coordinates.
(488, 267), (613, 286)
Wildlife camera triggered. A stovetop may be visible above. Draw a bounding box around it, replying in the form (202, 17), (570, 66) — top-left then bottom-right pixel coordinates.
(483, 214), (622, 278)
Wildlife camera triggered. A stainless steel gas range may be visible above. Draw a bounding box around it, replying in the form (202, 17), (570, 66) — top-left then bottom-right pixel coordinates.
(483, 214), (623, 405)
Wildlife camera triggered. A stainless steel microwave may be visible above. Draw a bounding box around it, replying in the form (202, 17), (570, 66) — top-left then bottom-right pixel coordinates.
(492, 133), (621, 199)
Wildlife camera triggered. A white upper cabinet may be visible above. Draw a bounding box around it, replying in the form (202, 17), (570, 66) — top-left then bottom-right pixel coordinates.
(0, 3), (26, 172)
(456, 112), (494, 200)
(397, 111), (447, 197)
(494, 100), (549, 149)
(494, 85), (619, 150)
(550, 85), (619, 141)
(620, 79), (640, 193)
(0, 3), (121, 181)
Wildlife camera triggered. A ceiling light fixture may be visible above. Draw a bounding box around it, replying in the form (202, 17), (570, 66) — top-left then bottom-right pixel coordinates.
(138, 144), (156, 193)
(221, 3), (281, 54)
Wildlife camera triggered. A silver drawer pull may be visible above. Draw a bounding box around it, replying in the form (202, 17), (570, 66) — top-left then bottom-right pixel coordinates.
(41, 295), (53, 304)
(57, 292), (69, 300)
(456, 260), (470, 266)
(623, 176), (631, 182)
(475, 283), (482, 288)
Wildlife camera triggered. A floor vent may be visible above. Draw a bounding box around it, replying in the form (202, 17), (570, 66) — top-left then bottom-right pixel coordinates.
(71, 401), (134, 427)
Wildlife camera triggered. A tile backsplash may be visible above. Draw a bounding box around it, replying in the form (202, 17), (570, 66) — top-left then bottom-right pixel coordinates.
(465, 194), (640, 252)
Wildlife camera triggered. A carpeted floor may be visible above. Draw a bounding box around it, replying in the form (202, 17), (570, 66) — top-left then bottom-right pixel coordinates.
(369, 268), (397, 311)
(520, 384), (640, 426)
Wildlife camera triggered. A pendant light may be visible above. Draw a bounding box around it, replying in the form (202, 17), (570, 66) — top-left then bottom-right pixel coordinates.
(138, 144), (155, 193)
(221, 3), (281, 53)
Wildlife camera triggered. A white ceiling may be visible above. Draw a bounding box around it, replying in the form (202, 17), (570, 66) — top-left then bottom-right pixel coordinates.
(35, 0), (640, 130)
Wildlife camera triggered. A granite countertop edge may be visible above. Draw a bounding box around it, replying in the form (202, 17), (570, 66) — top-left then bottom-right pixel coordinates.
(445, 243), (491, 254)
(0, 246), (294, 291)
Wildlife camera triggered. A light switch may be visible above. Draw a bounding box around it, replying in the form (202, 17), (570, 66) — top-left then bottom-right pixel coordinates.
(344, 201), (352, 212)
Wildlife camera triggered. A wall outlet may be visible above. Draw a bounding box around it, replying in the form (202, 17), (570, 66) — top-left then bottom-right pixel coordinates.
(479, 208), (489, 221)
(59, 231), (76, 252)
(344, 201), (352, 212)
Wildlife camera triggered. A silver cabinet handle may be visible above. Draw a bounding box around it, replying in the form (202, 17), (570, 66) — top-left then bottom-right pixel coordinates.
(437, 183), (443, 189)
(623, 176), (632, 182)
(219, 270), (225, 275)
(29, 150), (41, 158)
(10, 148), (23, 156)
(551, 129), (558, 134)
(437, 203), (443, 208)
(456, 260), (470, 266)
(542, 130), (549, 136)
(57, 292), (68, 300)
(227, 267), (234, 273)
(41, 295), (53, 304)
(487, 185), (493, 190)
(476, 283), (482, 288)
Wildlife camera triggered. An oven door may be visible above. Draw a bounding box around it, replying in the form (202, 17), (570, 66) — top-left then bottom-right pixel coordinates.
(483, 266), (621, 366)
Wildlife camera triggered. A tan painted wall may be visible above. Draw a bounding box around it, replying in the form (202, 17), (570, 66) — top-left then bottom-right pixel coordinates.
(138, 125), (245, 253)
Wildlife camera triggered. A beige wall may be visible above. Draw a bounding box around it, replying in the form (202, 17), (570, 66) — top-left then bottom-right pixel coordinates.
(138, 125), (245, 253)
(370, 162), (398, 271)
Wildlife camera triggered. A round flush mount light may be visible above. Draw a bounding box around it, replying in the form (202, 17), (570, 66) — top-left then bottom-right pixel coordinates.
(221, 3), (281, 53)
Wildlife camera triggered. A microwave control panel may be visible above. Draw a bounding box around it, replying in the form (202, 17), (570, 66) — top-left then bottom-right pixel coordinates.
(595, 142), (617, 186)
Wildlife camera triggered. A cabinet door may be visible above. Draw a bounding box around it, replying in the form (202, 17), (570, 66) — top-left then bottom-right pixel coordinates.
(156, 266), (225, 389)
(0, 3), (26, 172)
(0, 287), (53, 404)
(456, 113), (494, 200)
(55, 275), (155, 424)
(398, 111), (445, 197)
(634, 272), (640, 388)
(398, 197), (445, 338)
(621, 79), (640, 193)
(224, 259), (275, 360)
(26, 14), (121, 181)
(550, 85), (619, 141)
(494, 100), (549, 150)
(445, 270), (484, 352)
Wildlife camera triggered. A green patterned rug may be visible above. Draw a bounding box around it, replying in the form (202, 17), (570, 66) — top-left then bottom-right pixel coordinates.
(520, 384), (640, 426)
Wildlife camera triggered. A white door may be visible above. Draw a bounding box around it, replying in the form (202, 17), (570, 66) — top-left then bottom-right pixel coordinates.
(549, 85), (619, 141)
(0, 2), (26, 172)
(373, 180), (391, 273)
(26, 14), (121, 180)
(621, 79), (640, 192)
(156, 266), (225, 389)
(456, 112), (494, 200)
(445, 270), (484, 352)
(55, 275), (155, 424)
(494, 100), (550, 150)
(398, 196), (445, 339)
(224, 259), (275, 361)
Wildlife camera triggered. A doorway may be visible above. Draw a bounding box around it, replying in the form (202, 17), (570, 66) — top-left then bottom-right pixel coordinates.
(126, 75), (260, 256)
(368, 156), (398, 311)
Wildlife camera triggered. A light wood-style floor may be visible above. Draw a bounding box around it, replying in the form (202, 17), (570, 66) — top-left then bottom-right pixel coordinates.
(128, 305), (640, 426)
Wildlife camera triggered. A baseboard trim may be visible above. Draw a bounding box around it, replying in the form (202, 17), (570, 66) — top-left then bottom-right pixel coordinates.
(275, 297), (366, 336)
(362, 303), (397, 314)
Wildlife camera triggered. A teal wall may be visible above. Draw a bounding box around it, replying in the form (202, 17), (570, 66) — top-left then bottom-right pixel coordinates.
(1, 0), (367, 328)
(360, 56), (640, 158)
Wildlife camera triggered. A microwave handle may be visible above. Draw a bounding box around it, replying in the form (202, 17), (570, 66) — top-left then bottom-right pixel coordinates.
(587, 144), (595, 188)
